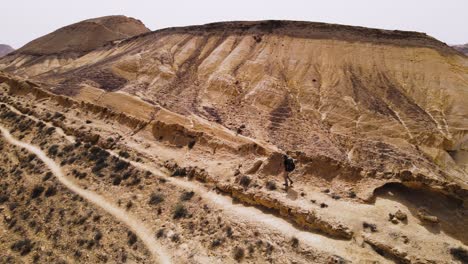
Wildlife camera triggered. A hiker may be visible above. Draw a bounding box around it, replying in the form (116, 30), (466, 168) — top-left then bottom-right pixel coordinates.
(283, 154), (295, 189)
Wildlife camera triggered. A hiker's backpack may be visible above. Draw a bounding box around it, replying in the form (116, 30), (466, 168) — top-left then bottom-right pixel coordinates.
(285, 157), (295, 172)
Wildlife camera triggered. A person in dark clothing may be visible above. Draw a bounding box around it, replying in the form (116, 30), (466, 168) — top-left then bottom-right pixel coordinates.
(283, 154), (295, 189)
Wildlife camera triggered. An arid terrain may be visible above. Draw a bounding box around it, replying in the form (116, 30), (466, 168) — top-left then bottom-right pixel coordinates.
(453, 43), (468, 55)
(0, 15), (467, 263)
(0, 44), (14, 58)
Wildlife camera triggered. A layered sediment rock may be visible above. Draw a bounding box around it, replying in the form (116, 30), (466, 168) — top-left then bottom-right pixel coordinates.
(0, 18), (467, 263)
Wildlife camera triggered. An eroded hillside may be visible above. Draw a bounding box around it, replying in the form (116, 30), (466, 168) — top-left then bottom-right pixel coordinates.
(452, 44), (468, 55)
(0, 18), (467, 263)
(0, 44), (14, 58)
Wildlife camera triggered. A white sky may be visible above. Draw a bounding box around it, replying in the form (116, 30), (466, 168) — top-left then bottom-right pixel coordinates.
(2, 0), (467, 48)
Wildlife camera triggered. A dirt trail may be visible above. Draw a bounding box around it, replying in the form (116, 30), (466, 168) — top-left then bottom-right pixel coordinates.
(3, 102), (386, 262)
(112, 151), (388, 263)
(0, 125), (171, 264)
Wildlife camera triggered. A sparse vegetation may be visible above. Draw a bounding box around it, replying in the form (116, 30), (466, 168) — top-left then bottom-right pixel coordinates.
(72, 169), (87, 179)
(171, 168), (187, 177)
(248, 244), (255, 255)
(44, 186), (57, 197)
(180, 191), (195, 201)
(239, 175), (251, 187)
(0, 194), (8, 204)
(291, 237), (299, 248)
(52, 112), (64, 120)
(187, 140), (196, 149)
(127, 231), (137, 246)
(173, 204), (188, 219)
(156, 229), (165, 239)
(226, 226), (233, 238)
(114, 160), (129, 171)
(0, 17), (464, 264)
(266, 181), (276, 190)
(148, 192), (164, 205)
(31, 185), (45, 199)
(211, 238), (223, 248)
(94, 231), (103, 241)
(265, 242), (274, 255)
(62, 144), (75, 153)
(125, 200), (133, 210)
(233, 246), (245, 262)
(118, 150), (130, 158)
(88, 146), (110, 161)
(47, 145), (59, 156)
(171, 233), (180, 243)
(92, 161), (108, 175)
(450, 247), (468, 263)
(331, 194), (341, 200)
(11, 239), (33, 255)
(112, 176), (122, 185)
(45, 126), (55, 135)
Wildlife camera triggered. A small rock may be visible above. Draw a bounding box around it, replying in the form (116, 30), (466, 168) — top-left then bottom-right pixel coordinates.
(402, 235), (410, 244)
(329, 255), (348, 264)
(363, 222), (377, 232)
(388, 213), (399, 224)
(417, 208), (439, 223)
(395, 210), (407, 221)
(331, 194), (341, 200)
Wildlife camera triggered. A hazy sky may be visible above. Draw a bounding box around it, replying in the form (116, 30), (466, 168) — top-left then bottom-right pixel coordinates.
(2, 0), (467, 48)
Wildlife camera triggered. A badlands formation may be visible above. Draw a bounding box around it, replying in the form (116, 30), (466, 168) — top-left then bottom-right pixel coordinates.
(0, 16), (467, 263)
